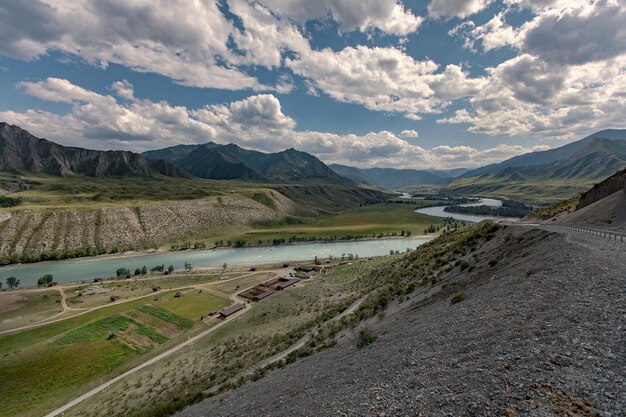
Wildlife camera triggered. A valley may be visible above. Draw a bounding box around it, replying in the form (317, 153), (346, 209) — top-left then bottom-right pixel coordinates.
(1, 123), (625, 417)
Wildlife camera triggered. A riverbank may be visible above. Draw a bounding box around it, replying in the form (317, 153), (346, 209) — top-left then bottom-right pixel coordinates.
(0, 236), (433, 287)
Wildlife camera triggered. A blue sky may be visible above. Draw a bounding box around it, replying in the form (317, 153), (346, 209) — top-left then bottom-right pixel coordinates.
(0, 0), (624, 169)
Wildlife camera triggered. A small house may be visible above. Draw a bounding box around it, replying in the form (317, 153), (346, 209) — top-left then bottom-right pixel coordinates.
(275, 278), (300, 290)
(219, 303), (246, 318)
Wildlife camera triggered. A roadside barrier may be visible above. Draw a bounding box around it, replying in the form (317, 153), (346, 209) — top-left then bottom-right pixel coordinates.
(510, 222), (626, 242)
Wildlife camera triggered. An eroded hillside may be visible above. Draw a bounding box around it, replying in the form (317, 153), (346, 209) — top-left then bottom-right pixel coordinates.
(181, 224), (625, 417)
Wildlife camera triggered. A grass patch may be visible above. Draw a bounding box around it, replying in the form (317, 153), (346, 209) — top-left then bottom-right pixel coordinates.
(57, 315), (133, 345)
(137, 304), (194, 329)
(251, 192), (275, 209)
(228, 203), (444, 243)
(450, 292), (465, 305)
(355, 327), (377, 348)
(152, 291), (230, 320)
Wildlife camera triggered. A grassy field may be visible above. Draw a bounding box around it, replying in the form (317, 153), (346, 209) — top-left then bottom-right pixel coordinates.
(63, 273), (229, 309)
(0, 285), (230, 417)
(0, 290), (62, 332)
(149, 291), (230, 320)
(445, 177), (594, 205)
(213, 272), (277, 295)
(62, 256), (399, 417)
(223, 203), (444, 244)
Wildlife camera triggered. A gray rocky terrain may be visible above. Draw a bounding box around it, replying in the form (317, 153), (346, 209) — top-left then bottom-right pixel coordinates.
(180, 225), (625, 417)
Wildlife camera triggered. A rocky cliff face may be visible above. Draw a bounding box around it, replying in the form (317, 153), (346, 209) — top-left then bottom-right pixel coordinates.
(0, 122), (189, 178)
(577, 168), (626, 210)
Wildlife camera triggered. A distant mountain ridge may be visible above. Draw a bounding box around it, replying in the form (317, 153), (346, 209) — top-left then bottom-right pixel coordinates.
(144, 143), (350, 183)
(329, 164), (456, 189)
(459, 129), (626, 179)
(0, 122), (188, 178)
(447, 129), (626, 202)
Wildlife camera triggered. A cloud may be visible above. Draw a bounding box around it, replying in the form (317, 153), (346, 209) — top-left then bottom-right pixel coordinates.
(400, 129), (419, 138)
(254, 0), (423, 36)
(521, 1), (626, 65)
(439, 53), (626, 139)
(287, 45), (485, 119)
(442, 0), (626, 140)
(110, 80), (134, 100)
(428, 0), (493, 19)
(2, 77), (546, 169)
(449, 12), (518, 52)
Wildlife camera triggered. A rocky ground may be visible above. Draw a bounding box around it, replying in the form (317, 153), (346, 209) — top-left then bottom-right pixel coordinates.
(556, 190), (626, 232)
(180, 225), (625, 417)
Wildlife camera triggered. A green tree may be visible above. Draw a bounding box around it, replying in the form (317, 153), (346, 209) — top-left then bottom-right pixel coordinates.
(184, 262), (192, 271)
(222, 262), (227, 271)
(37, 274), (54, 287)
(6, 276), (19, 289)
(141, 265), (147, 275)
(116, 268), (131, 277)
(134, 268), (141, 275)
(168, 265), (174, 273)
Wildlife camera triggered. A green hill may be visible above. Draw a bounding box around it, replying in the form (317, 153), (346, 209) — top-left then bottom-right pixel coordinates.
(144, 142), (351, 183)
(447, 131), (626, 203)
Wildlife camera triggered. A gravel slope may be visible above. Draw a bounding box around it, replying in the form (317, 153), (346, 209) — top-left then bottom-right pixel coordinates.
(180, 226), (625, 417)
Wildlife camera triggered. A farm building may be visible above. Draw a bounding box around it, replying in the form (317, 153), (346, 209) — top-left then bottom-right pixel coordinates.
(253, 289), (275, 301)
(239, 286), (276, 301)
(275, 278), (300, 290)
(219, 303), (246, 318)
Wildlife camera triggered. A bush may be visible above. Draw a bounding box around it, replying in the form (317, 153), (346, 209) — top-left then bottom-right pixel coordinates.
(116, 268), (131, 277)
(0, 196), (20, 207)
(450, 292), (465, 305)
(355, 327), (377, 348)
(489, 259), (498, 267)
(37, 274), (54, 287)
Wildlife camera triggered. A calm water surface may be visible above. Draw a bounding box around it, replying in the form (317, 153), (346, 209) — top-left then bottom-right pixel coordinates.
(0, 237), (432, 287)
(415, 198), (520, 223)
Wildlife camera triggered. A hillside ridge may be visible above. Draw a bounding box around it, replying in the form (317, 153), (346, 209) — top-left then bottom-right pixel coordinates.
(0, 122), (188, 178)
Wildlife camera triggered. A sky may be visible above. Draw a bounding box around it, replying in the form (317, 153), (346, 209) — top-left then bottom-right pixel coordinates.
(0, 0), (625, 169)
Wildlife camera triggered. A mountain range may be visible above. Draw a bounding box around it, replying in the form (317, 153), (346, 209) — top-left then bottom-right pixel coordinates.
(447, 129), (626, 201)
(329, 164), (455, 189)
(0, 123), (351, 184)
(0, 122), (188, 178)
(143, 143), (349, 183)
(459, 129), (626, 179)
(2, 122), (626, 200)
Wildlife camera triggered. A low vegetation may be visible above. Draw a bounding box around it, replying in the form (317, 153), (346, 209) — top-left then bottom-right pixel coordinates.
(444, 199), (532, 218)
(0, 173), (390, 265)
(530, 195), (581, 219)
(355, 327), (377, 348)
(59, 222), (502, 417)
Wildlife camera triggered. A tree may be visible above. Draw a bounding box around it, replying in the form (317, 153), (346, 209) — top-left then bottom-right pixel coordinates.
(168, 265), (174, 273)
(141, 265), (147, 275)
(134, 268), (141, 275)
(116, 267), (131, 277)
(184, 262), (192, 271)
(222, 262), (227, 271)
(37, 274), (54, 287)
(0, 281), (3, 290)
(6, 276), (19, 289)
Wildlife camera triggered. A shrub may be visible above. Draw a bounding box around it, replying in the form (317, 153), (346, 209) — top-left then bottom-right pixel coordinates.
(489, 259), (498, 267)
(116, 268), (131, 277)
(355, 327), (377, 348)
(450, 292), (465, 305)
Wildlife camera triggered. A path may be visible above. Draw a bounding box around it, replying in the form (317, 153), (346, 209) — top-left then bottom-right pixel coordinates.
(0, 269), (286, 336)
(43, 267), (297, 416)
(43, 306), (249, 417)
